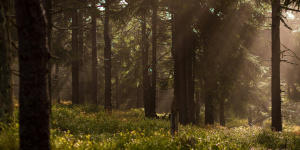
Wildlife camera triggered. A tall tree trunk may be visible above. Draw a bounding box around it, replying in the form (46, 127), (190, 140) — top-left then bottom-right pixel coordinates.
(72, 8), (79, 104)
(78, 2), (85, 104)
(142, 7), (150, 117)
(116, 76), (119, 109)
(204, 82), (214, 125)
(271, 0), (282, 131)
(44, 0), (52, 113)
(170, 10), (179, 135)
(174, 10), (189, 125)
(195, 89), (201, 124)
(104, 0), (112, 112)
(0, 0), (14, 122)
(220, 96), (225, 126)
(91, 0), (98, 105)
(16, 0), (50, 149)
(187, 29), (196, 124)
(248, 107), (253, 126)
(150, 0), (158, 117)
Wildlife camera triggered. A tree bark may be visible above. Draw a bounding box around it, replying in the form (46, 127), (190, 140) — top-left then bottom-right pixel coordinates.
(142, 7), (150, 117)
(44, 0), (52, 113)
(149, 0), (158, 118)
(0, 0), (14, 122)
(116, 76), (119, 109)
(220, 96), (225, 126)
(174, 10), (189, 125)
(104, 0), (112, 112)
(271, 0), (282, 131)
(187, 29), (196, 124)
(195, 89), (201, 124)
(78, 2), (85, 104)
(15, 0), (50, 149)
(72, 8), (79, 104)
(91, 0), (98, 105)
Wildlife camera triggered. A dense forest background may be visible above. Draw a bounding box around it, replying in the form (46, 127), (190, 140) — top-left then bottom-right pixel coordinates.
(1, 0), (300, 149)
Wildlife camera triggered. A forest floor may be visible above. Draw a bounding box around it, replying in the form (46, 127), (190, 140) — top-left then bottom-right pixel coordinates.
(1, 103), (300, 149)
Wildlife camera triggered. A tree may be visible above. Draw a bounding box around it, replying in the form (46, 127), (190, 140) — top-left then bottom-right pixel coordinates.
(78, 0), (85, 104)
(271, 0), (282, 131)
(15, 0), (50, 148)
(141, 3), (151, 117)
(72, 7), (80, 104)
(91, 0), (98, 105)
(0, 0), (14, 122)
(104, 0), (112, 112)
(149, 0), (158, 118)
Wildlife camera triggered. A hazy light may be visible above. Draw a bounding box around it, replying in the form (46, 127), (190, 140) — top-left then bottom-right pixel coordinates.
(287, 12), (295, 20)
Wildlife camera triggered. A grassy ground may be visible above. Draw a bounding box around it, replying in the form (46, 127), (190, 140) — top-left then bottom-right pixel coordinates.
(0, 103), (300, 149)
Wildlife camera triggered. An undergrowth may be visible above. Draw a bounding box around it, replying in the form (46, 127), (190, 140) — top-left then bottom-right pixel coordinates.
(0, 103), (299, 149)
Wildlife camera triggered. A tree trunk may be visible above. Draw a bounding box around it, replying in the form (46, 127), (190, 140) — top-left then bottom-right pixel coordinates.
(78, 3), (85, 104)
(116, 76), (119, 109)
(44, 0), (52, 113)
(271, 0), (282, 131)
(72, 8), (79, 104)
(16, 0), (50, 148)
(91, 0), (98, 105)
(142, 7), (150, 117)
(149, 0), (158, 118)
(195, 89), (201, 124)
(220, 96), (225, 126)
(187, 29), (196, 124)
(174, 11), (189, 125)
(171, 10), (179, 134)
(104, 0), (112, 112)
(0, 0), (14, 122)
(248, 108), (253, 126)
(205, 88), (214, 125)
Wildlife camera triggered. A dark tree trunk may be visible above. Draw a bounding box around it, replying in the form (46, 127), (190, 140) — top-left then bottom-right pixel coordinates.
(15, 0), (50, 149)
(149, 0), (158, 117)
(91, 0), (98, 105)
(142, 8), (150, 117)
(174, 11), (189, 125)
(104, 0), (112, 112)
(205, 88), (214, 125)
(72, 8), (79, 104)
(220, 96), (225, 126)
(195, 89), (201, 124)
(44, 0), (52, 113)
(78, 4), (84, 104)
(170, 10), (179, 135)
(248, 108), (253, 126)
(271, 0), (282, 131)
(116, 76), (119, 109)
(136, 85), (142, 108)
(0, 0), (14, 122)
(187, 29), (196, 124)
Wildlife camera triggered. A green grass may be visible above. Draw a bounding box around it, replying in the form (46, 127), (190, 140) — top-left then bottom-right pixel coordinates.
(1, 103), (300, 149)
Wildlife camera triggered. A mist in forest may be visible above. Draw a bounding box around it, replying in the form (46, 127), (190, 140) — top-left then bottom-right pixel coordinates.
(1, 0), (300, 149)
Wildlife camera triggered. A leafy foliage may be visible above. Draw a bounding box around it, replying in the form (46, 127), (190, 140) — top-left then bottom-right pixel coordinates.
(1, 104), (299, 149)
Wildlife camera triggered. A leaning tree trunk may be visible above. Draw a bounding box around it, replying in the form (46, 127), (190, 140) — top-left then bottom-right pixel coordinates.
(91, 0), (98, 105)
(72, 8), (79, 104)
(16, 0), (50, 149)
(0, 0), (14, 123)
(271, 0), (282, 131)
(104, 0), (112, 112)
